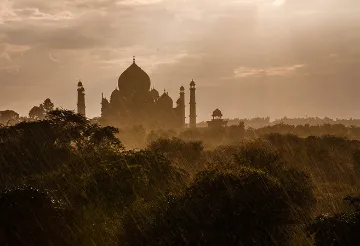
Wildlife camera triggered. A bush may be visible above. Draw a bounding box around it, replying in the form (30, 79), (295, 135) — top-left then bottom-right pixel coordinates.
(0, 110), (123, 185)
(120, 168), (304, 246)
(85, 150), (189, 211)
(308, 196), (360, 246)
(147, 137), (204, 173)
(0, 187), (75, 246)
(208, 142), (316, 221)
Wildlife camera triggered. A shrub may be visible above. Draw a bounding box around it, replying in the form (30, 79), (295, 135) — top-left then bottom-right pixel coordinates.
(147, 137), (204, 173)
(0, 187), (75, 246)
(308, 196), (360, 246)
(207, 142), (316, 221)
(85, 150), (189, 211)
(120, 168), (304, 246)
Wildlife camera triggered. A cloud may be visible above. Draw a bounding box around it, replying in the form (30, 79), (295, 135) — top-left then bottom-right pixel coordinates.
(0, 1), (79, 23)
(96, 48), (188, 73)
(0, 0), (18, 23)
(48, 53), (59, 63)
(0, 43), (30, 70)
(13, 8), (75, 21)
(234, 64), (305, 78)
(117, 0), (165, 5)
(273, 0), (286, 6)
(0, 0), (360, 120)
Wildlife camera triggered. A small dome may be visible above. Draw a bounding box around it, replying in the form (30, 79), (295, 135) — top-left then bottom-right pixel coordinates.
(212, 109), (223, 118)
(190, 79), (195, 86)
(78, 81), (83, 87)
(118, 60), (151, 95)
(111, 88), (119, 97)
(180, 86), (185, 91)
(159, 92), (173, 108)
(110, 89), (120, 103)
(150, 88), (159, 99)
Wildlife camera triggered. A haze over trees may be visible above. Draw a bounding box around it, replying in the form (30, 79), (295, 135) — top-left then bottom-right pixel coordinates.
(0, 109), (360, 245)
(28, 98), (55, 120)
(0, 110), (20, 125)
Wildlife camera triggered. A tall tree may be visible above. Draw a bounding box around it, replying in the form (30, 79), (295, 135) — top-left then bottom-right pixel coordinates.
(28, 98), (55, 120)
(43, 98), (54, 113)
(29, 105), (45, 120)
(0, 110), (20, 124)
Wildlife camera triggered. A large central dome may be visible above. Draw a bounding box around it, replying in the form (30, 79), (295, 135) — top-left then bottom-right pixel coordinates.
(118, 59), (151, 95)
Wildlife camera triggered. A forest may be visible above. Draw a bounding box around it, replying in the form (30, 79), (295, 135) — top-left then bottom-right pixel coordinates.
(1, 109), (360, 245)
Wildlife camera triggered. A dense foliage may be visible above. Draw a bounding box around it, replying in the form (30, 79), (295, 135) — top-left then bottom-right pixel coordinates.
(121, 167), (311, 246)
(147, 137), (204, 173)
(0, 187), (75, 246)
(1, 110), (360, 245)
(308, 197), (360, 246)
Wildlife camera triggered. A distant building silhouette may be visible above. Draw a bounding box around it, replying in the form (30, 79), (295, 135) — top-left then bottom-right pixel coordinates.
(77, 81), (86, 117)
(178, 86), (186, 127)
(207, 109), (227, 128)
(99, 57), (193, 129)
(189, 79), (197, 128)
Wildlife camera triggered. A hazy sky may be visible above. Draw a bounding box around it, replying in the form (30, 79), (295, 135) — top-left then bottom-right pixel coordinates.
(1, 0), (360, 121)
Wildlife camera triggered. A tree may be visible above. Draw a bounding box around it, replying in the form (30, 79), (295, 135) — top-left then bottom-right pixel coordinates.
(228, 122), (245, 141)
(0, 109), (124, 184)
(85, 150), (189, 212)
(29, 105), (45, 120)
(43, 98), (54, 112)
(28, 98), (55, 120)
(147, 137), (204, 174)
(308, 196), (360, 246)
(0, 187), (75, 246)
(120, 168), (302, 246)
(209, 141), (316, 221)
(0, 110), (19, 124)
(0, 109), (127, 245)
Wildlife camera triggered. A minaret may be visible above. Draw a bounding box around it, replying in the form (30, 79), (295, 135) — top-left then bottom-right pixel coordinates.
(189, 79), (196, 128)
(77, 81), (86, 117)
(180, 86), (186, 127)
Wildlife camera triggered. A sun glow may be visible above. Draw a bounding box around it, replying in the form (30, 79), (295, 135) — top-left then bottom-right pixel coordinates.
(273, 0), (286, 6)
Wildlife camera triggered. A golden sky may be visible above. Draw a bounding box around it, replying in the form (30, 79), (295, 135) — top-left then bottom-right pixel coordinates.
(1, 0), (360, 121)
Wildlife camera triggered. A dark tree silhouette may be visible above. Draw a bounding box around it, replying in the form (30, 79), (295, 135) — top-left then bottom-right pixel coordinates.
(0, 187), (74, 246)
(85, 150), (189, 212)
(0, 110), (19, 124)
(43, 98), (54, 112)
(308, 196), (360, 246)
(29, 105), (45, 120)
(28, 98), (55, 120)
(121, 168), (304, 246)
(147, 137), (204, 173)
(0, 109), (123, 184)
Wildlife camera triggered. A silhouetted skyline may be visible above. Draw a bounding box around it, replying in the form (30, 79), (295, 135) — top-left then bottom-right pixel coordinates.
(99, 58), (189, 129)
(1, 0), (360, 121)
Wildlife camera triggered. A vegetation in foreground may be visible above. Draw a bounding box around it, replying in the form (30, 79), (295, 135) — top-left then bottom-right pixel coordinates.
(1, 110), (360, 245)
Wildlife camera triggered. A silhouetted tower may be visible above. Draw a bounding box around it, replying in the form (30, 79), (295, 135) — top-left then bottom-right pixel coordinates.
(189, 79), (196, 128)
(179, 86), (186, 127)
(77, 81), (86, 117)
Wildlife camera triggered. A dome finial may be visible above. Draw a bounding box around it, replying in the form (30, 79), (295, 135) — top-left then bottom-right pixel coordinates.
(133, 56), (136, 64)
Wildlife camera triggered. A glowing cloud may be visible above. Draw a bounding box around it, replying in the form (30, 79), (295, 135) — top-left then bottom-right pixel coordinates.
(234, 64), (305, 78)
(273, 0), (286, 6)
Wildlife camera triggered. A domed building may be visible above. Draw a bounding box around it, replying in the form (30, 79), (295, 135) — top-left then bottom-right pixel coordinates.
(207, 109), (228, 128)
(99, 57), (193, 129)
